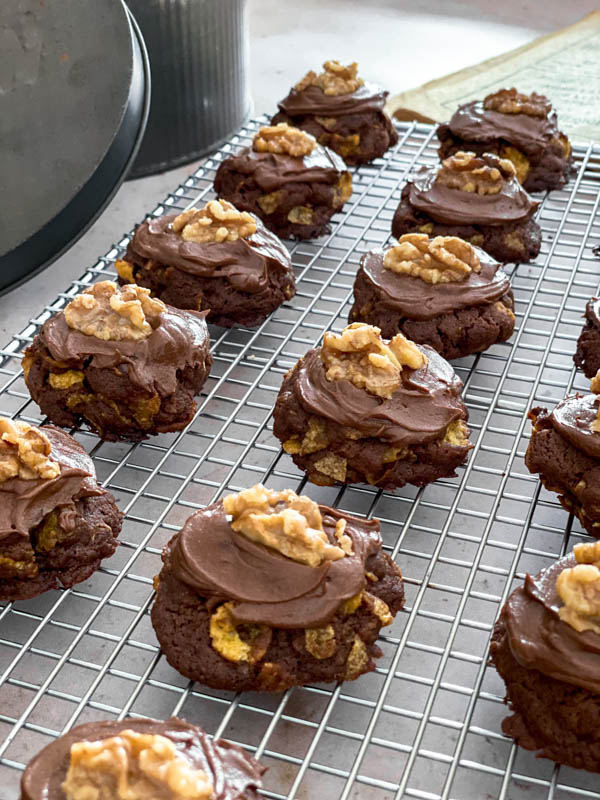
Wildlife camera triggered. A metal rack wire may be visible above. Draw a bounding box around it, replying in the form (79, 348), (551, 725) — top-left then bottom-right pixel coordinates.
(1, 120), (599, 799)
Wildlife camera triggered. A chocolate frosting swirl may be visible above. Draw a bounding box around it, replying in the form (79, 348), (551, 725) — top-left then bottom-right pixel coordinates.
(503, 554), (600, 694)
(359, 247), (511, 320)
(39, 306), (210, 397)
(220, 145), (346, 193)
(168, 501), (382, 628)
(128, 214), (293, 294)
(292, 345), (466, 447)
(406, 165), (539, 226)
(549, 393), (600, 459)
(277, 82), (388, 117)
(0, 426), (103, 544)
(20, 716), (264, 800)
(446, 100), (561, 155)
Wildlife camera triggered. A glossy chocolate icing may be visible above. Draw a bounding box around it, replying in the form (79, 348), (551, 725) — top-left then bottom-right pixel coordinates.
(503, 554), (600, 694)
(168, 501), (382, 628)
(359, 247), (511, 320)
(277, 82), (388, 117)
(219, 144), (347, 193)
(446, 100), (561, 155)
(128, 214), (293, 294)
(549, 393), (600, 459)
(406, 165), (538, 226)
(39, 305), (210, 397)
(0, 426), (102, 545)
(20, 717), (264, 800)
(293, 345), (465, 446)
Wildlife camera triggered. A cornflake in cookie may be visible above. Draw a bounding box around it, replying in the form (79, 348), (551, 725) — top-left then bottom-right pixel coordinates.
(349, 233), (515, 360)
(490, 541), (600, 772)
(437, 87), (571, 192)
(526, 371), (600, 537)
(151, 484), (405, 691)
(272, 59), (398, 166)
(116, 199), (296, 328)
(20, 716), (265, 799)
(0, 417), (122, 602)
(574, 297), (600, 379)
(392, 150), (541, 264)
(22, 281), (212, 442)
(272, 322), (472, 489)
(213, 122), (352, 240)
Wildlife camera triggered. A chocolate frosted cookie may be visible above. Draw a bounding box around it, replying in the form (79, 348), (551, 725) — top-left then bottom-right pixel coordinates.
(20, 716), (264, 799)
(0, 418), (121, 601)
(392, 150), (541, 264)
(23, 281), (212, 442)
(116, 199), (296, 328)
(491, 542), (600, 772)
(437, 88), (571, 192)
(574, 298), (600, 379)
(349, 233), (514, 360)
(272, 322), (471, 489)
(271, 59), (397, 166)
(525, 376), (600, 537)
(151, 484), (405, 691)
(214, 122), (352, 240)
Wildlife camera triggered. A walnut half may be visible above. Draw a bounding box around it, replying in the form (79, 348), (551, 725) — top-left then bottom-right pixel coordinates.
(484, 87), (551, 118)
(223, 484), (351, 567)
(436, 151), (516, 196)
(0, 418), (59, 483)
(172, 199), (257, 243)
(295, 60), (364, 96)
(64, 281), (166, 342)
(321, 322), (427, 399)
(253, 123), (316, 157)
(384, 233), (481, 284)
(62, 729), (214, 800)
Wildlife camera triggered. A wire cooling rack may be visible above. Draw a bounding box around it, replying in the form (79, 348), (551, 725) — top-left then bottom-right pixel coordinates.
(1, 120), (600, 800)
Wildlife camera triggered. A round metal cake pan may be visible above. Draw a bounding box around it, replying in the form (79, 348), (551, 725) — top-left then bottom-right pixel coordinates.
(0, 0), (150, 295)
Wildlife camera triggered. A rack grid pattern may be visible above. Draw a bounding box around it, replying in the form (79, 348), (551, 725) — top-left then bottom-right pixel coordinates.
(1, 120), (600, 800)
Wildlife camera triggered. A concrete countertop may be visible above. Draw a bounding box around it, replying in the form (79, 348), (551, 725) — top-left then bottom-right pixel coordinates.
(2, 0), (597, 342)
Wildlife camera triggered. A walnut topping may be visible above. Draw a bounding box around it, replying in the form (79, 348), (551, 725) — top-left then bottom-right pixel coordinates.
(383, 233), (481, 284)
(436, 151), (516, 195)
(484, 87), (551, 118)
(557, 560), (600, 636)
(589, 371), (600, 433)
(295, 60), (364, 96)
(223, 484), (351, 567)
(172, 200), (257, 243)
(64, 281), (165, 341)
(0, 418), (59, 483)
(62, 729), (214, 800)
(253, 123), (316, 157)
(321, 322), (427, 399)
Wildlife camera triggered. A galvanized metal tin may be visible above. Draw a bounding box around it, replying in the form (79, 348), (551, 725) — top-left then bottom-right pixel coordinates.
(128, 0), (251, 177)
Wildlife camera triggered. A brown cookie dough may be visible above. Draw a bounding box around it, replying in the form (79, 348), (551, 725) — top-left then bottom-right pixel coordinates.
(574, 298), (600, 379)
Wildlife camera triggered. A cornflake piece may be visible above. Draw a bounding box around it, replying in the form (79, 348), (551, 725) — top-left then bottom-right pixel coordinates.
(295, 60), (364, 96)
(321, 322), (427, 399)
(172, 199), (257, 244)
(436, 151), (516, 196)
(253, 123), (316, 157)
(556, 559), (600, 635)
(384, 233), (481, 284)
(64, 281), (165, 342)
(62, 729), (214, 800)
(484, 87), (551, 118)
(0, 417), (59, 482)
(223, 484), (351, 567)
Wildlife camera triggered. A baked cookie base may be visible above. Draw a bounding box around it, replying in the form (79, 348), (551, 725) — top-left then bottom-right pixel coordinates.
(490, 612), (600, 772)
(271, 109), (398, 166)
(525, 407), (600, 538)
(391, 198), (541, 264)
(152, 548), (404, 692)
(574, 313), (600, 379)
(0, 494), (122, 602)
(349, 273), (515, 361)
